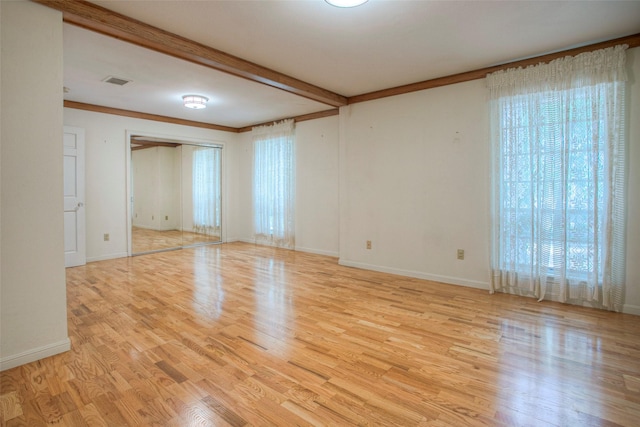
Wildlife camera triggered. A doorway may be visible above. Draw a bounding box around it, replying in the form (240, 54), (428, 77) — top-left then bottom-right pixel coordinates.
(64, 126), (86, 267)
(127, 133), (224, 255)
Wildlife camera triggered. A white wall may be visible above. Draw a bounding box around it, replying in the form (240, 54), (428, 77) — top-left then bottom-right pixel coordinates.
(338, 48), (640, 315)
(295, 116), (341, 256)
(181, 145), (195, 231)
(157, 146), (181, 231)
(339, 79), (490, 289)
(235, 132), (253, 242)
(0, 1), (70, 370)
(63, 108), (239, 262)
(132, 148), (159, 229)
(624, 47), (640, 315)
(235, 115), (341, 256)
(65, 109), (340, 259)
(132, 146), (181, 231)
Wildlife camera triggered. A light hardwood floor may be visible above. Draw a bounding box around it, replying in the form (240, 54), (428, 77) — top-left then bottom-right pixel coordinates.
(1, 242), (639, 426)
(132, 227), (221, 254)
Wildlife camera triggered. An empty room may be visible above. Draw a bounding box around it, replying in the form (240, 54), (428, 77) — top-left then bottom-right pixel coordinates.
(1, 0), (640, 425)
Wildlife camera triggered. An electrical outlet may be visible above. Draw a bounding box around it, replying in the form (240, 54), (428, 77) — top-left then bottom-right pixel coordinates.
(457, 249), (464, 260)
(165, 215), (168, 220)
(104, 233), (110, 242)
(366, 240), (372, 250)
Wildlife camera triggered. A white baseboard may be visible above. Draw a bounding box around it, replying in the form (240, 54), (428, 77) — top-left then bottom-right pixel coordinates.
(235, 238), (255, 244)
(233, 238), (289, 248)
(294, 246), (339, 258)
(86, 252), (128, 263)
(339, 259), (639, 316)
(0, 338), (71, 371)
(623, 304), (640, 316)
(231, 239), (339, 257)
(338, 259), (490, 291)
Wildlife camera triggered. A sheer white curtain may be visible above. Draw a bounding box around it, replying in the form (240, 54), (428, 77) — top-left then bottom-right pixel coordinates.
(252, 119), (295, 249)
(487, 45), (627, 311)
(192, 147), (221, 235)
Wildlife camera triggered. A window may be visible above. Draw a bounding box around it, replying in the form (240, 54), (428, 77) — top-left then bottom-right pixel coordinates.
(192, 146), (221, 235)
(499, 93), (606, 278)
(252, 119), (295, 248)
(487, 46), (627, 311)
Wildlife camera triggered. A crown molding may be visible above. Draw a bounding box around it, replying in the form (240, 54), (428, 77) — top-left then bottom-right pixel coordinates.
(236, 109), (339, 133)
(348, 33), (640, 104)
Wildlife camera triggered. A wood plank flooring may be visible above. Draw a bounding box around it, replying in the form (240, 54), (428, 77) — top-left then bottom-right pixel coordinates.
(132, 227), (220, 254)
(1, 242), (639, 426)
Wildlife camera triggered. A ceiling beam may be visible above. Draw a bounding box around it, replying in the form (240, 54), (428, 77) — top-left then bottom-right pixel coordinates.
(64, 101), (339, 133)
(34, 0), (348, 107)
(64, 101), (239, 133)
(131, 141), (179, 151)
(48, 0), (639, 126)
(348, 32), (640, 105)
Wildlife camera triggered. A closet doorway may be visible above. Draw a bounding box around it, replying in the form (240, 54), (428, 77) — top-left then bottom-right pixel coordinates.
(127, 134), (223, 255)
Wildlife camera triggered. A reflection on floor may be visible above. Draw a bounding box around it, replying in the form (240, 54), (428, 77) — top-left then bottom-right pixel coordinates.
(132, 226), (220, 253)
(3, 242), (639, 425)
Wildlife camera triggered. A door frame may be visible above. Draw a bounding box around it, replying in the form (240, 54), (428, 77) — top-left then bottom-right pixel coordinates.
(63, 126), (86, 267)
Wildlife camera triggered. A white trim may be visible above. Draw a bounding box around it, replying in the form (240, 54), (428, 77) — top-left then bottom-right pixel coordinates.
(0, 338), (71, 371)
(232, 239), (339, 258)
(623, 304), (640, 316)
(295, 246), (339, 258)
(338, 259), (490, 290)
(86, 252), (129, 263)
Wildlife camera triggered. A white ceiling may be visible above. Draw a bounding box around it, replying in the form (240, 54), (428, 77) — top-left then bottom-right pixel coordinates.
(63, 0), (640, 129)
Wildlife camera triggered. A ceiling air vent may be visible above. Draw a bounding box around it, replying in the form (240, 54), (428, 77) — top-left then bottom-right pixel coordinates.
(103, 76), (131, 86)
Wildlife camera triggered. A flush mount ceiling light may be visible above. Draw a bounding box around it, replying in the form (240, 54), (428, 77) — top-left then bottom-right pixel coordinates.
(325, 0), (368, 7)
(182, 94), (208, 109)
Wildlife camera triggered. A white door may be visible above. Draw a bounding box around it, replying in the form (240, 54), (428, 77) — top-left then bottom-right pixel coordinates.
(64, 126), (86, 267)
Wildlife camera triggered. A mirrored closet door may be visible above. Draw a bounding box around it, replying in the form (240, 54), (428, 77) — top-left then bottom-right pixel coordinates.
(130, 136), (222, 255)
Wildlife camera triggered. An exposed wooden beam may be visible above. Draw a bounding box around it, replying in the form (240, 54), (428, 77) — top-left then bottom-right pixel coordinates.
(237, 108), (340, 133)
(52, 0), (639, 124)
(64, 101), (239, 133)
(130, 140), (181, 151)
(348, 32), (640, 105)
(131, 144), (172, 151)
(35, 0), (347, 107)
(64, 100), (338, 133)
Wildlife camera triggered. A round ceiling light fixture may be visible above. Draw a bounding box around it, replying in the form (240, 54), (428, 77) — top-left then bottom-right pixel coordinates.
(325, 0), (368, 7)
(182, 94), (209, 109)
